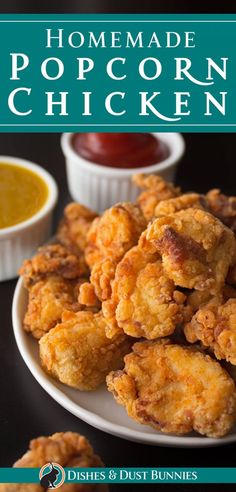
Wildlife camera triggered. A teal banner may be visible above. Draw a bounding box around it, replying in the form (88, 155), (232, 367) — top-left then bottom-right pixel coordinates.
(0, 467), (236, 484)
(0, 14), (236, 131)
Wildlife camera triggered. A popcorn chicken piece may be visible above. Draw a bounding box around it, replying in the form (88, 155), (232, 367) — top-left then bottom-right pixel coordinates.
(20, 243), (87, 288)
(133, 173), (180, 221)
(140, 208), (236, 294)
(206, 188), (236, 232)
(186, 290), (213, 314)
(107, 340), (236, 437)
(90, 258), (117, 301)
(78, 282), (101, 308)
(85, 202), (146, 269)
(39, 311), (132, 391)
(57, 202), (98, 254)
(187, 284), (236, 314)
(154, 193), (206, 217)
(103, 247), (190, 340)
(0, 432), (107, 492)
(23, 276), (83, 339)
(184, 297), (236, 365)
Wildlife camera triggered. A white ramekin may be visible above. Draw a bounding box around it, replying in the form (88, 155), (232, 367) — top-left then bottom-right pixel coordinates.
(61, 132), (185, 212)
(0, 156), (58, 282)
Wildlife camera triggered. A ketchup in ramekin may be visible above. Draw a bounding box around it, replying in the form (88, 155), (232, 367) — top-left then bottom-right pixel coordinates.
(71, 133), (169, 169)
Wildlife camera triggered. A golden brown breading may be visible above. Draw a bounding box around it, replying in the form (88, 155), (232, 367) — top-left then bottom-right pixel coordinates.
(139, 208), (236, 294)
(187, 285), (236, 314)
(102, 246), (190, 340)
(20, 244), (87, 288)
(184, 297), (236, 365)
(186, 290), (213, 314)
(107, 340), (236, 437)
(85, 202), (146, 269)
(206, 188), (236, 232)
(57, 202), (98, 254)
(39, 310), (132, 390)
(132, 173), (181, 221)
(78, 282), (101, 308)
(0, 432), (108, 492)
(90, 258), (117, 301)
(23, 276), (83, 339)
(154, 193), (206, 217)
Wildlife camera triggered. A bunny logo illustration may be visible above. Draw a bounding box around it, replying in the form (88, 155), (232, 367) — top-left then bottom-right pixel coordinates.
(39, 462), (65, 489)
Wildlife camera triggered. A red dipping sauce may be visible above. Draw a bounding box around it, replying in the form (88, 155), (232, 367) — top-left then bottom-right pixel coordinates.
(72, 133), (169, 169)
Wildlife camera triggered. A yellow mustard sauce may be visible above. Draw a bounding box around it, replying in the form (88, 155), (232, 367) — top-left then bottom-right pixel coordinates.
(0, 163), (48, 229)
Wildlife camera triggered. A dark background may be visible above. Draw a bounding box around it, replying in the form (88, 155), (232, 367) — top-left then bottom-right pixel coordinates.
(1, 2), (236, 492)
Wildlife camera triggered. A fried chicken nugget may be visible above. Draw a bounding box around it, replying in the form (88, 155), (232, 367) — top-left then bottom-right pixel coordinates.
(132, 173), (181, 221)
(140, 208), (236, 294)
(186, 284), (236, 314)
(20, 243), (87, 288)
(23, 276), (83, 339)
(206, 188), (236, 232)
(186, 290), (213, 315)
(107, 340), (236, 437)
(154, 193), (206, 217)
(184, 297), (236, 365)
(57, 202), (98, 253)
(78, 282), (101, 308)
(90, 258), (117, 301)
(85, 202), (146, 269)
(0, 432), (108, 492)
(78, 258), (117, 313)
(102, 247), (190, 340)
(39, 310), (132, 390)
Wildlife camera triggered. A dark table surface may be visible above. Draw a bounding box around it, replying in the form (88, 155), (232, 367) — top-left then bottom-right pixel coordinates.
(0, 133), (236, 492)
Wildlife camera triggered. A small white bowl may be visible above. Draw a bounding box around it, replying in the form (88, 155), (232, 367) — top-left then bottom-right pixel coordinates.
(0, 156), (58, 282)
(61, 132), (185, 211)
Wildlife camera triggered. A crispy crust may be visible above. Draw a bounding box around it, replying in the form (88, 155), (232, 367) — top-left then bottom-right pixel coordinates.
(90, 258), (117, 302)
(19, 243), (88, 288)
(132, 173), (181, 221)
(184, 297), (236, 365)
(107, 340), (236, 437)
(102, 246), (190, 340)
(57, 202), (98, 254)
(78, 282), (101, 308)
(85, 202), (146, 269)
(23, 276), (84, 339)
(186, 285), (236, 314)
(154, 193), (206, 217)
(206, 188), (236, 232)
(39, 310), (132, 390)
(139, 208), (236, 294)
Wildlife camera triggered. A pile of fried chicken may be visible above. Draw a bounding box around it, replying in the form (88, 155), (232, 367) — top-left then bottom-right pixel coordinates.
(19, 174), (236, 439)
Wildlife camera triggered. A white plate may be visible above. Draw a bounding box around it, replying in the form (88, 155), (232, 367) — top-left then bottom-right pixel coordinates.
(12, 277), (236, 448)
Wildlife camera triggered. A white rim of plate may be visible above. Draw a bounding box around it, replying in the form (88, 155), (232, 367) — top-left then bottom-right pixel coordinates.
(12, 276), (236, 448)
